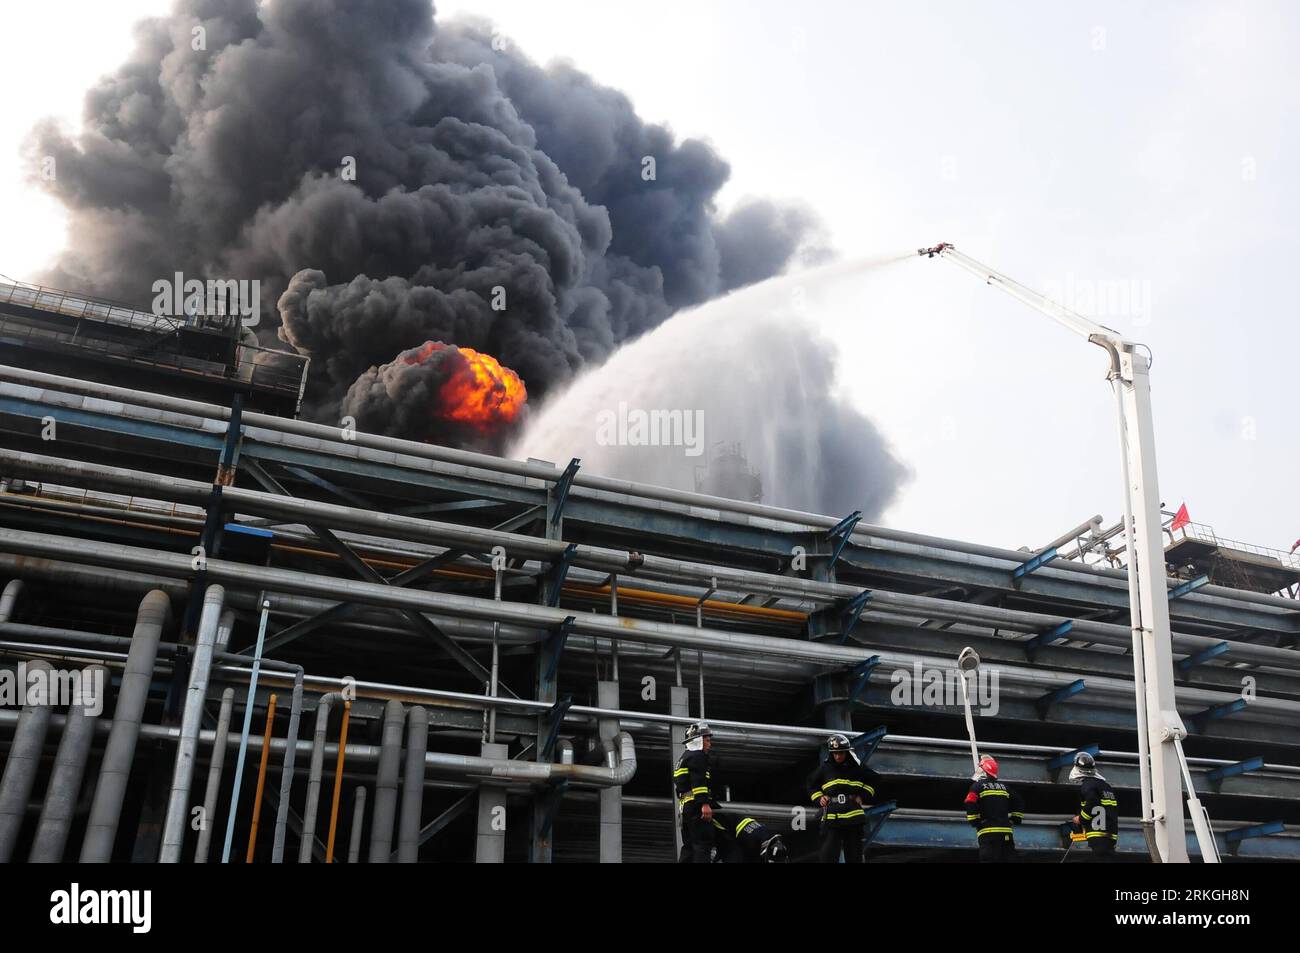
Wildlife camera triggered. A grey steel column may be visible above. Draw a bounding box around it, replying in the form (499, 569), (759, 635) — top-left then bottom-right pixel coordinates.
(597, 680), (622, 863)
(475, 742), (509, 863)
(669, 685), (690, 861)
(0, 660), (54, 861)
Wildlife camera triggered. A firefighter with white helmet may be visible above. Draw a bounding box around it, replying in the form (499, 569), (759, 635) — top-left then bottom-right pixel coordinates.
(673, 721), (722, 862)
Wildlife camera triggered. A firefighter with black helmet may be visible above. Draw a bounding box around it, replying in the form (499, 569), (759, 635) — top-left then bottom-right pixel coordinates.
(1068, 752), (1119, 860)
(674, 721), (722, 862)
(964, 754), (1025, 862)
(807, 732), (884, 863)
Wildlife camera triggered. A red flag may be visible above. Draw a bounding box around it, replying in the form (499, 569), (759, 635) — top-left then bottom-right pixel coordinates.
(1170, 503), (1191, 532)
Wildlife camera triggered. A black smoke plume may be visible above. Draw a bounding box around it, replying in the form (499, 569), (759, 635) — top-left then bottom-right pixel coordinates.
(30, 0), (825, 444)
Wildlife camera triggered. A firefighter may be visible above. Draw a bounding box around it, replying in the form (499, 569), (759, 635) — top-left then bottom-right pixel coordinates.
(964, 754), (1024, 862)
(808, 733), (883, 863)
(674, 721), (722, 862)
(713, 813), (790, 863)
(1068, 752), (1119, 860)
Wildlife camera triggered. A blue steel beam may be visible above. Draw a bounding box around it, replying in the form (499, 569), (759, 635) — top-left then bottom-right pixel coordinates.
(1169, 575), (1210, 600)
(1035, 679), (1086, 719)
(1207, 757), (1264, 788)
(825, 510), (862, 571)
(1177, 641), (1230, 672)
(1187, 698), (1248, 733)
(1024, 620), (1073, 659)
(1012, 547), (1057, 581)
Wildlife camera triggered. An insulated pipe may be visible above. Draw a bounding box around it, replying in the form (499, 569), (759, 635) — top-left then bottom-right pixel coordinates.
(245, 692), (278, 862)
(7, 369), (1298, 616)
(194, 687), (235, 863)
(28, 664), (107, 862)
(368, 699), (405, 863)
(10, 529), (1300, 712)
(271, 668), (304, 863)
(326, 701), (351, 863)
(0, 659), (54, 861)
(159, 589), (226, 862)
(348, 787), (367, 864)
(0, 578), (24, 622)
(298, 692), (342, 863)
(80, 589), (170, 862)
(6, 450), (1297, 654)
(398, 706), (428, 863)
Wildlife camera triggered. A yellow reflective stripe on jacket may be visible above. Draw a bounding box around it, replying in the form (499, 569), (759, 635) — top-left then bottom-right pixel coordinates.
(1101, 799), (1118, 806)
(977, 826), (1013, 836)
(1086, 831), (1118, 840)
(978, 789), (1009, 797)
(823, 778), (865, 788)
(735, 817), (758, 837)
(966, 813), (980, 820)
(691, 786), (710, 795)
(673, 768), (689, 777)
(810, 789), (824, 802)
(826, 809), (866, 820)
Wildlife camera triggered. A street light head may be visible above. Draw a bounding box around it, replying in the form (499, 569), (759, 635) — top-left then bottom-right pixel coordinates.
(958, 646), (981, 673)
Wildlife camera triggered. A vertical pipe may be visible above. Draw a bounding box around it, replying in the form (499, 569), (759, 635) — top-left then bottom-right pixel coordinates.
(159, 588), (226, 862)
(669, 685), (690, 861)
(29, 664), (107, 862)
(347, 786), (367, 863)
(367, 699), (405, 863)
(245, 693), (278, 862)
(194, 687), (235, 862)
(610, 575), (620, 681)
(0, 578), (24, 623)
(597, 680), (622, 863)
(81, 589), (170, 862)
(475, 742), (509, 863)
(221, 597), (269, 863)
(271, 668), (303, 863)
(326, 700), (351, 863)
(0, 659), (54, 862)
(397, 706), (428, 862)
(298, 692), (341, 863)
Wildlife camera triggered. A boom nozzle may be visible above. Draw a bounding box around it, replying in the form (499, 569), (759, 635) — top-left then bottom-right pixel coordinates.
(917, 242), (952, 258)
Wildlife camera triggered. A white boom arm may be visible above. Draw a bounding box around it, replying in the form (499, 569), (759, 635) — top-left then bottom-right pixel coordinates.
(920, 243), (1217, 863)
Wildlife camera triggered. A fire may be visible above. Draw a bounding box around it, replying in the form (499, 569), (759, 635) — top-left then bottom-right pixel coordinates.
(404, 341), (527, 431)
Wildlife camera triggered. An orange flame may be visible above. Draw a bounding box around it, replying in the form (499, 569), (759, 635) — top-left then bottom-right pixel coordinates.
(404, 341), (527, 431)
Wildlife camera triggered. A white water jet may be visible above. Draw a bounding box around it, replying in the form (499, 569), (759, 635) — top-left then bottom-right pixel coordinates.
(512, 253), (913, 517)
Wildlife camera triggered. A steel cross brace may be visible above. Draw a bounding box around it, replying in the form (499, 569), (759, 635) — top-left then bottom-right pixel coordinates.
(549, 458), (581, 527)
(825, 510), (863, 570)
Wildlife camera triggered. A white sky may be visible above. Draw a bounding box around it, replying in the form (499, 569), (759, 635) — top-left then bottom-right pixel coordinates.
(1, 1), (1296, 551)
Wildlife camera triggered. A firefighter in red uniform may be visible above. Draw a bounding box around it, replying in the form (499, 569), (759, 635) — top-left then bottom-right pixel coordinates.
(964, 755), (1024, 862)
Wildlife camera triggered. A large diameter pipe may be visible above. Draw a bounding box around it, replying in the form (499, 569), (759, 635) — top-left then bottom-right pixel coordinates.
(0, 578), (24, 622)
(298, 692), (342, 863)
(80, 589), (170, 862)
(6, 449), (1298, 656)
(0, 659), (55, 861)
(28, 664), (108, 862)
(398, 706), (428, 863)
(159, 590), (227, 862)
(348, 787), (367, 864)
(8, 368), (1298, 618)
(368, 700), (405, 863)
(11, 530), (1300, 707)
(271, 668), (304, 863)
(195, 687), (236, 863)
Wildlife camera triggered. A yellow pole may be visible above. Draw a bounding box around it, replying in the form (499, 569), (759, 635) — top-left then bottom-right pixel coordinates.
(326, 700), (351, 863)
(245, 693), (278, 862)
